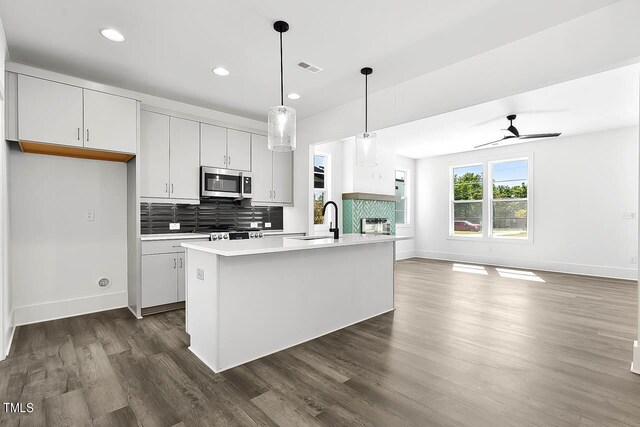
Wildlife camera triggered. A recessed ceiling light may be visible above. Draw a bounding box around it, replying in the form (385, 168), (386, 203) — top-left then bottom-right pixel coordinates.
(287, 93), (301, 100)
(100, 28), (125, 42)
(212, 67), (230, 76)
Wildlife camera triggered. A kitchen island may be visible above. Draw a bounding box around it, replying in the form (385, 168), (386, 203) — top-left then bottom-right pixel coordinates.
(181, 234), (410, 373)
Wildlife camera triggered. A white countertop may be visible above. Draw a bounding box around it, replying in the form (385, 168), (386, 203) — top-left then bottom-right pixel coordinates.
(141, 233), (211, 241)
(182, 234), (411, 257)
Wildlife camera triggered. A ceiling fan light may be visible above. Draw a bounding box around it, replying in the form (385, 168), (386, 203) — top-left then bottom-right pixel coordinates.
(268, 105), (296, 151)
(356, 132), (378, 167)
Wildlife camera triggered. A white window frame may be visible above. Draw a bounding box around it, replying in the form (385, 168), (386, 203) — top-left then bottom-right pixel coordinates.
(395, 169), (410, 226)
(313, 152), (331, 231)
(448, 154), (533, 243)
(488, 156), (532, 241)
(449, 163), (484, 238)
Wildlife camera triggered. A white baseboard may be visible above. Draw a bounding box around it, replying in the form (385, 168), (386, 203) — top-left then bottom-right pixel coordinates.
(412, 250), (637, 281)
(395, 250), (416, 261)
(13, 291), (128, 326)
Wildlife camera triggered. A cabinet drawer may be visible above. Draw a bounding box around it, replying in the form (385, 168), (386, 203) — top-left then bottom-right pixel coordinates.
(142, 238), (209, 255)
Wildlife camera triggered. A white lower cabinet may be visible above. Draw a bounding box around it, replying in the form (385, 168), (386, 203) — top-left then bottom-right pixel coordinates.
(177, 253), (186, 301)
(141, 238), (207, 308)
(141, 253), (179, 308)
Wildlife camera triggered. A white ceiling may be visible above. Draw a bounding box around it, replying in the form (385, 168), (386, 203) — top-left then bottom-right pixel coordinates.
(0, 0), (620, 121)
(380, 63), (640, 159)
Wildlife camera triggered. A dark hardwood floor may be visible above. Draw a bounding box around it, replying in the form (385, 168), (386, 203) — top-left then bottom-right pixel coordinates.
(1, 258), (639, 426)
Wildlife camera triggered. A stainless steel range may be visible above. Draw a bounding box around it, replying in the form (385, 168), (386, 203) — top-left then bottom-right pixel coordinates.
(210, 228), (264, 241)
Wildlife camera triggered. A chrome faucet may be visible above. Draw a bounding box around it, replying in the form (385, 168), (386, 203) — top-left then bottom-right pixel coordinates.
(322, 201), (340, 240)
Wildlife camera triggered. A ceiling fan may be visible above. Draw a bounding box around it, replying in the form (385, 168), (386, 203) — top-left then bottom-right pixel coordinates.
(474, 114), (561, 149)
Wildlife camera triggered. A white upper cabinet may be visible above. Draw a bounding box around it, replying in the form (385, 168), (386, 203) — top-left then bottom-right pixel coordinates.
(273, 151), (293, 204)
(140, 111), (170, 198)
(200, 125), (252, 172)
(226, 129), (251, 172)
(251, 134), (273, 204)
(17, 74), (84, 147)
(200, 123), (227, 168)
(169, 117), (200, 200)
(16, 74), (137, 154)
(83, 89), (137, 154)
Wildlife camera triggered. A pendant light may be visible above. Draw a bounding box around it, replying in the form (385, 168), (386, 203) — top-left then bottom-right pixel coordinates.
(268, 20), (296, 152)
(355, 67), (378, 167)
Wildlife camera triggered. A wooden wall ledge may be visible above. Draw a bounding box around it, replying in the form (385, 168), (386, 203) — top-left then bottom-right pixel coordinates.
(18, 140), (135, 163)
(342, 192), (399, 202)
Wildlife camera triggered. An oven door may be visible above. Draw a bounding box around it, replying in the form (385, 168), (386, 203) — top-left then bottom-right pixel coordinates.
(201, 167), (243, 198)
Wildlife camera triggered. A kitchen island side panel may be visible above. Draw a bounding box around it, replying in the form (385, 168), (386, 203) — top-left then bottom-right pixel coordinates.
(216, 241), (394, 371)
(186, 248), (219, 371)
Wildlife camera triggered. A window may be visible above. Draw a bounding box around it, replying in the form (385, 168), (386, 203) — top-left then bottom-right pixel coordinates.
(451, 164), (483, 236)
(490, 159), (528, 238)
(395, 170), (407, 224)
(449, 157), (531, 240)
(313, 154), (327, 225)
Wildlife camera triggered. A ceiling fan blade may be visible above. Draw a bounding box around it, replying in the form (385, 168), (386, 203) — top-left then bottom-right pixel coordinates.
(518, 133), (561, 140)
(474, 136), (513, 149)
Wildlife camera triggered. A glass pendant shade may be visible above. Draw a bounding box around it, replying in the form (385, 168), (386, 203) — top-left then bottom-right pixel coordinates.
(355, 131), (378, 167)
(268, 105), (296, 151)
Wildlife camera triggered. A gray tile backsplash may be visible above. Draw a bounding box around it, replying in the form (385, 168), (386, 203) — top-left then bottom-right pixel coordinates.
(140, 200), (283, 234)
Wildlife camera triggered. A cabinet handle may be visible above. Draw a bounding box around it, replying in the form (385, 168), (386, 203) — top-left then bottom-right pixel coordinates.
(228, 156), (231, 165)
(224, 155), (227, 165)
(77, 128), (80, 141)
(174, 258), (176, 269)
(165, 183), (168, 194)
(274, 190), (276, 199)
(171, 183), (174, 194)
(269, 190), (272, 198)
(179, 258), (183, 268)
(86, 129), (89, 142)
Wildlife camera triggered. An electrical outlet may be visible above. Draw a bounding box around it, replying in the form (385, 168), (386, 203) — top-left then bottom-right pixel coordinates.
(265, 222), (272, 228)
(169, 223), (180, 230)
(622, 212), (636, 219)
(250, 222), (259, 228)
(197, 268), (205, 280)
(629, 256), (637, 264)
(86, 209), (95, 221)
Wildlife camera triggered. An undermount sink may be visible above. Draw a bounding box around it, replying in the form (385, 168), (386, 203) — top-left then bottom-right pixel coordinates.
(286, 235), (335, 241)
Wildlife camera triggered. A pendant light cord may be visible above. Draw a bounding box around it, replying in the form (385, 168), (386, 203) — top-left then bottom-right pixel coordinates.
(365, 74), (368, 132)
(280, 31), (284, 106)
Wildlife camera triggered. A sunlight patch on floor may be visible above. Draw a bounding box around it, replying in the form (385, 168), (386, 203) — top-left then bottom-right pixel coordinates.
(496, 267), (545, 282)
(452, 263), (488, 275)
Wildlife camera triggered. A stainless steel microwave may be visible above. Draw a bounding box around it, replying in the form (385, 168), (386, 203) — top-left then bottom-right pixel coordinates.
(201, 167), (253, 199)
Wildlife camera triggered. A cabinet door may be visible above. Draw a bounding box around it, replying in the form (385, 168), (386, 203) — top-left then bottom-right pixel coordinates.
(177, 253), (186, 302)
(200, 123), (227, 168)
(140, 111), (170, 198)
(251, 134), (273, 203)
(273, 150), (293, 204)
(17, 74), (83, 147)
(83, 89), (137, 154)
(226, 129), (251, 171)
(169, 117), (200, 200)
(141, 253), (178, 308)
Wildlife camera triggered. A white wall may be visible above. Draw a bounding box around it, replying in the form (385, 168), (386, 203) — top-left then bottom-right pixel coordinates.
(9, 149), (128, 325)
(414, 127), (639, 280)
(0, 15), (11, 359)
(395, 155), (416, 260)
